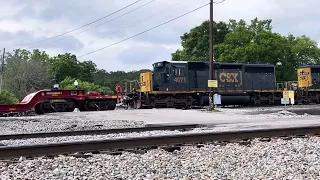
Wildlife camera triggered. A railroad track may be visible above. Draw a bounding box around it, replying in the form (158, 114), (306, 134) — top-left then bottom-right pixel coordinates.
(0, 124), (202, 140)
(1, 125), (320, 159)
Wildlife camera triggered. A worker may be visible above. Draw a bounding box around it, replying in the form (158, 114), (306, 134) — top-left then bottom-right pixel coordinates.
(115, 84), (122, 103)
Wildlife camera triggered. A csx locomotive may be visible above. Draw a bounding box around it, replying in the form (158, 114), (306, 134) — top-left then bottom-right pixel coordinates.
(125, 60), (320, 109)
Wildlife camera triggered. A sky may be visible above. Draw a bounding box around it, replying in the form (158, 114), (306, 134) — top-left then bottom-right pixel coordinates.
(0, 0), (318, 72)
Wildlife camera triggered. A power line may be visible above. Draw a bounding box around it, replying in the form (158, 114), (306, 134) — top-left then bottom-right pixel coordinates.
(78, 3), (210, 58)
(215, 0), (226, 4)
(29, 0), (156, 48)
(17, 0), (142, 47)
(88, 0), (184, 44)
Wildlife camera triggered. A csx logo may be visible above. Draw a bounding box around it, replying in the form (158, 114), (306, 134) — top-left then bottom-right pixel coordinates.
(219, 72), (240, 83)
(299, 76), (308, 81)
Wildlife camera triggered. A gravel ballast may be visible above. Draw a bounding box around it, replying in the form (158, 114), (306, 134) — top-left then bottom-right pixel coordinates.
(0, 111), (145, 135)
(1, 137), (320, 179)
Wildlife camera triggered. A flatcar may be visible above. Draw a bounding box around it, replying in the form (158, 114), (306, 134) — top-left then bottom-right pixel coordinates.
(0, 89), (121, 116)
(123, 61), (320, 109)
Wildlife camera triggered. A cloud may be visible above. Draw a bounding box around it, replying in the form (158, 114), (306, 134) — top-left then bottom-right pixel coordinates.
(0, 0), (319, 72)
(117, 43), (172, 65)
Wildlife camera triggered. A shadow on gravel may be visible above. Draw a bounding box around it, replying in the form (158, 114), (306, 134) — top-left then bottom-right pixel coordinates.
(248, 108), (320, 115)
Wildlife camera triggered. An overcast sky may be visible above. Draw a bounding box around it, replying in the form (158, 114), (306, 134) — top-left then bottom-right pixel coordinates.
(0, 0), (318, 72)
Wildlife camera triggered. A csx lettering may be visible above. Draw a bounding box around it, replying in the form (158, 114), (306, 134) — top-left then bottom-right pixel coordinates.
(174, 77), (186, 83)
(219, 73), (239, 83)
(299, 76), (307, 80)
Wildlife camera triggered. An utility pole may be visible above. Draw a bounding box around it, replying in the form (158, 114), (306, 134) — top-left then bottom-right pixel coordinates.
(0, 48), (5, 93)
(209, 0), (214, 110)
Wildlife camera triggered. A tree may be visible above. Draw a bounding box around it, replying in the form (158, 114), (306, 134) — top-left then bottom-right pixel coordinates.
(214, 18), (320, 81)
(60, 76), (113, 94)
(171, 20), (230, 61)
(3, 49), (53, 100)
(172, 17), (320, 81)
(93, 69), (151, 93)
(48, 53), (80, 82)
(48, 53), (98, 83)
(0, 90), (19, 104)
(78, 60), (97, 82)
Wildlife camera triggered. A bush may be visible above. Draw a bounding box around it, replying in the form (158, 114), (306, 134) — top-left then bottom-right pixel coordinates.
(0, 90), (19, 104)
(60, 76), (114, 94)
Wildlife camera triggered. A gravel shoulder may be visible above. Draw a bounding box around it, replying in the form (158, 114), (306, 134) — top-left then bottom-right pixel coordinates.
(0, 112), (145, 135)
(1, 137), (319, 179)
(0, 106), (319, 135)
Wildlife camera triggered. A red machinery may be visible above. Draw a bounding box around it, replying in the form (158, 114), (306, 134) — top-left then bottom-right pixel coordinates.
(0, 89), (122, 116)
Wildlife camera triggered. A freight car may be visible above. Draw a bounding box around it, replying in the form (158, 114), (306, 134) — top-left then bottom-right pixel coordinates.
(0, 89), (120, 116)
(123, 61), (320, 109)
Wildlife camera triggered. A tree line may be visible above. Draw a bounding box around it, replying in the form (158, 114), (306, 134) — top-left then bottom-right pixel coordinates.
(1, 17), (319, 104)
(0, 49), (149, 103)
(172, 17), (320, 81)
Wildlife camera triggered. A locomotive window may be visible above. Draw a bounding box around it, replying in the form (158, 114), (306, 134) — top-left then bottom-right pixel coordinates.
(220, 64), (242, 69)
(188, 62), (206, 70)
(245, 66), (274, 73)
(311, 68), (320, 73)
(174, 68), (184, 76)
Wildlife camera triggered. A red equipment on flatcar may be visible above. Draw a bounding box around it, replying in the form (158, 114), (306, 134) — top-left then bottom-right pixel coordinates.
(0, 89), (122, 116)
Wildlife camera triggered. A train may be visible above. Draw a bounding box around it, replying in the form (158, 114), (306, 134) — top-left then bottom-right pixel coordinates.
(123, 61), (320, 109)
(0, 60), (318, 116)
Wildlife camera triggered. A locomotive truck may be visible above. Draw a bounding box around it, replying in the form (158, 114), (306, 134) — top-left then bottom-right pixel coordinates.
(123, 61), (320, 109)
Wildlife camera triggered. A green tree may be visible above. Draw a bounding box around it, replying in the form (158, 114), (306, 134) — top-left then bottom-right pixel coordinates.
(48, 53), (98, 83)
(215, 19), (320, 81)
(3, 49), (53, 100)
(93, 69), (151, 93)
(48, 53), (80, 82)
(60, 76), (113, 94)
(0, 90), (19, 104)
(78, 60), (97, 82)
(171, 20), (230, 61)
(173, 17), (320, 81)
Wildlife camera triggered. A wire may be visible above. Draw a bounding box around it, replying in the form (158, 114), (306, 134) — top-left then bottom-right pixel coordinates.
(78, 3), (210, 58)
(214, 0), (226, 4)
(29, 0), (156, 48)
(18, 0), (142, 47)
(88, 0), (184, 44)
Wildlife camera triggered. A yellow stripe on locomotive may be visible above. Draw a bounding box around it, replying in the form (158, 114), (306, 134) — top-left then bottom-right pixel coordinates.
(140, 72), (153, 92)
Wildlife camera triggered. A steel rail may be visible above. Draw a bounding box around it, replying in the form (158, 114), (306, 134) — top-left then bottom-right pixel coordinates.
(0, 124), (201, 140)
(1, 125), (320, 159)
